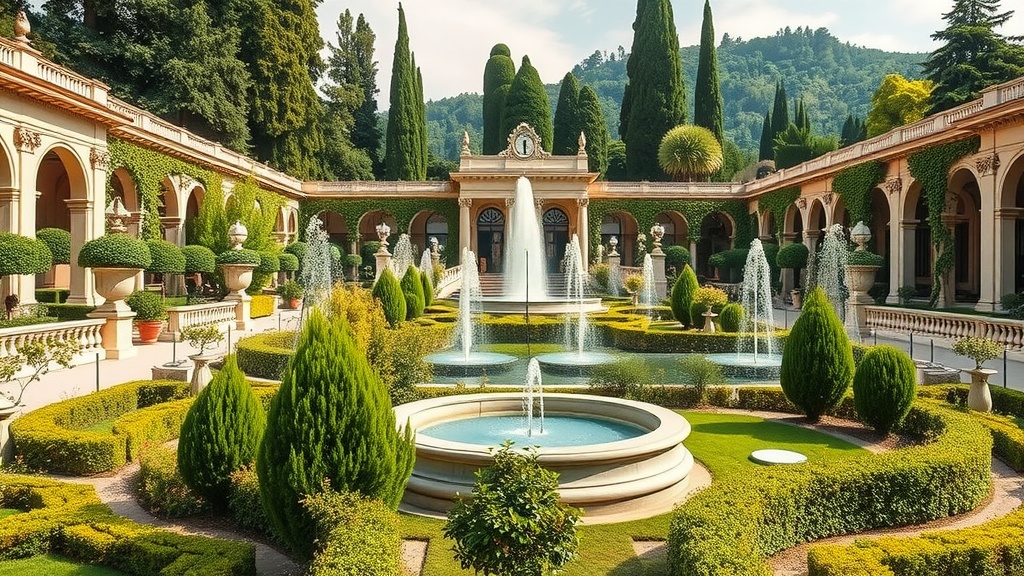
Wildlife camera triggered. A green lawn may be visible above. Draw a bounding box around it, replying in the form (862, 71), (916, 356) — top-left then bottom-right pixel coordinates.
(0, 554), (128, 576)
(0, 509), (19, 520)
(81, 418), (117, 434)
(401, 410), (868, 576)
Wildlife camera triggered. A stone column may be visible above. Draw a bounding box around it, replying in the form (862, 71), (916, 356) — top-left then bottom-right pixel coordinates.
(161, 216), (186, 296)
(577, 198), (590, 266)
(897, 220), (917, 304)
(65, 199), (96, 306)
(937, 213), (958, 308)
(689, 240), (698, 271)
(0, 187), (28, 303)
(781, 233), (798, 294)
(976, 170), (998, 312)
(995, 209), (1021, 307)
(650, 250), (667, 300)
(11, 128), (41, 304)
(458, 198), (472, 258)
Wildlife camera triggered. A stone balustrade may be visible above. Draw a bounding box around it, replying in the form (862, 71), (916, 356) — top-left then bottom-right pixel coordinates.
(591, 181), (745, 197)
(435, 265), (463, 298)
(0, 319), (106, 370)
(164, 302), (237, 341)
(865, 306), (1024, 351)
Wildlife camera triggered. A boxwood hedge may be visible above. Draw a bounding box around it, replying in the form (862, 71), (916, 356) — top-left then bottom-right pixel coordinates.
(236, 330), (294, 380)
(36, 228), (71, 266)
(250, 294), (275, 318)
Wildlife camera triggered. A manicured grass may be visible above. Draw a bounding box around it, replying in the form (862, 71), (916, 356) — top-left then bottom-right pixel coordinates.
(479, 342), (565, 355)
(0, 554), (128, 576)
(0, 509), (19, 520)
(82, 418), (117, 434)
(400, 411), (868, 575)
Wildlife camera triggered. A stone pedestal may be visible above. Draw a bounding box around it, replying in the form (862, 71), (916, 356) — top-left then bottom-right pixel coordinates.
(152, 363), (194, 382)
(966, 368), (997, 413)
(375, 252), (393, 281)
(650, 251), (667, 300)
(189, 354), (216, 396)
(88, 308), (137, 359)
(844, 265), (880, 336)
(220, 263), (255, 331)
(224, 291), (252, 331)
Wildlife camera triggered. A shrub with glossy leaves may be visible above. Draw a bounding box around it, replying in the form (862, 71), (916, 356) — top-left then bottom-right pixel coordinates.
(78, 233), (151, 269)
(178, 354), (266, 510)
(182, 245), (216, 274)
(257, 309), (414, 558)
(400, 266), (424, 320)
(719, 302), (743, 332)
(444, 442), (581, 576)
(36, 228), (71, 265)
(0, 232), (52, 277)
(853, 345), (916, 434)
(671, 264), (700, 327)
(372, 268), (406, 327)
(145, 239), (186, 274)
(780, 286), (854, 421)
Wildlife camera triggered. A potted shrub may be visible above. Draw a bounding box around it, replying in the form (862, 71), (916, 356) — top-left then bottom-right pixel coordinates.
(344, 253), (363, 281)
(126, 290), (166, 343)
(0, 233), (52, 317)
(845, 249), (884, 292)
(952, 336), (1004, 413)
(77, 233), (152, 312)
(180, 321), (225, 395)
(776, 242), (809, 308)
(278, 252), (299, 281)
(623, 273), (644, 306)
(278, 280), (303, 309)
(216, 248), (261, 297)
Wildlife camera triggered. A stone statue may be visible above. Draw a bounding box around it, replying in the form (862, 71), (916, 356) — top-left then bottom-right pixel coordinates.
(14, 10), (30, 43)
(461, 130), (471, 156)
(578, 131), (587, 154)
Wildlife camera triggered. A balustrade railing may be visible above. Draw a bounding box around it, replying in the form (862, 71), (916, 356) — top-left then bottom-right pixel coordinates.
(0, 319), (106, 370)
(864, 306), (1024, 351)
(435, 265), (463, 298)
(165, 302), (236, 341)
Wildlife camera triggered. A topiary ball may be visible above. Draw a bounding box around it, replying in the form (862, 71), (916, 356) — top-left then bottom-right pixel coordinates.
(719, 303), (743, 332)
(78, 233), (151, 269)
(37, 228), (71, 265)
(145, 239), (186, 274)
(182, 245), (217, 274)
(216, 248), (262, 266)
(284, 242), (308, 267)
(0, 232), (52, 277)
(777, 242), (809, 270)
(852, 345), (916, 434)
(278, 253), (299, 272)
(256, 252), (281, 274)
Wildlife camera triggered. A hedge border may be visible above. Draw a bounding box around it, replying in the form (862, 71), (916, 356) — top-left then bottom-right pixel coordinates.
(236, 331), (294, 381)
(0, 474), (256, 575)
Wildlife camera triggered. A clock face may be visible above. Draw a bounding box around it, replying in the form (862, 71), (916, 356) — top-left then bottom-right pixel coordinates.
(513, 133), (535, 158)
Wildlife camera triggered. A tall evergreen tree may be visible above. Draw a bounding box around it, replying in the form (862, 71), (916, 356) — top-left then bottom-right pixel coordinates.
(693, 0), (724, 146)
(758, 111), (773, 161)
(620, 0), (687, 181)
(553, 72), (582, 155)
(577, 85), (609, 175)
(385, 4), (426, 180)
(417, 63), (428, 177)
(352, 14), (382, 174)
(257, 308), (414, 559)
(770, 81), (789, 137)
(923, 0), (1024, 113)
(500, 56), (554, 152)
(795, 97), (810, 132)
(322, 9), (374, 180)
(482, 44), (516, 154)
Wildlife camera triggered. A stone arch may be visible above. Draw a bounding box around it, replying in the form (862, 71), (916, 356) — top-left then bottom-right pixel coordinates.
(947, 167), (982, 302)
(870, 187), (891, 287)
(0, 138), (13, 189)
(108, 168), (139, 213)
(317, 210), (349, 246)
(542, 207), (570, 273)
(287, 209), (298, 237)
(358, 209), (397, 249)
(998, 150), (1024, 296)
(784, 203), (804, 243)
(653, 210), (688, 247)
(35, 145), (90, 302)
(696, 211), (734, 279)
(760, 210), (776, 241)
(409, 209), (449, 258)
(474, 205), (505, 273)
(600, 210), (639, 266)
(831, 196), (850, 230)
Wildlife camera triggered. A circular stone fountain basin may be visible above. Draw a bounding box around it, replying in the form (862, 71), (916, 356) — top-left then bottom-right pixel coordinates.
(395, 393), (694, 522)
(477, 296), (606, 315)
(706, 353), (783, 380)
(423, 351), (518, 376)
(421, 414), (646, 447)
(534, 351), (619, 375)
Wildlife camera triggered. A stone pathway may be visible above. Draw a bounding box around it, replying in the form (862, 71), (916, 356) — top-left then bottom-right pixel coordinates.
(401, 540), (428, 576)
(55, 464), (302, 576)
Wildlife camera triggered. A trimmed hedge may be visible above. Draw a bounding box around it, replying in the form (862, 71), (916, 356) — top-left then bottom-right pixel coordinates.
(215, 249), (261, 266)
(667, 399), (992, 576)
(607, 323), (789, 354)
(145, 240), (186, 274)
(77, 234), (151, 269)
(808, 505), (1024, 576)
(255, 251), (280, 274)
(236, 330), (294, 380)
(0, 474), (256, 575)
(0, 316), (58, 329)
(250, 294), (275, 318)
(719, 303), (743, 332)
(34, 288), (69, 303)
(181, 245), (216, 274)
(278, 252), (299, 272)
(304, 489), (402, 576)
(0, 232), (52, 277)
(43, 303), (95, 321)
(918, 384), (1024, 472)
(36, 228), (71, 265)
(853, 345), (916, 434)
(9, 380), (188, 475)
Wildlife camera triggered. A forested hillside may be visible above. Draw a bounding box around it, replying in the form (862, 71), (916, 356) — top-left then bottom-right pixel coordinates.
(426, 27), (926, 159)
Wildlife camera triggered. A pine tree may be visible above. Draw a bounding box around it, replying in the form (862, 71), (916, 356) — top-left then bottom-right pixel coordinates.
(553, 72), (581, 155)
(372, 267), (407, 327)
(500, 56), (554, 152)
(770, 81), (789, 138)
(924, 0), (1024, 113)
(385, 4), (426, 180)
(577, 85), (609, 175)
(401, 265), (425, 320)
(482, 44), (516, 154)
(352, 14), (382, 174)
(758, 111), (774, 161)
(693, 0), (724, 146)
(178, 355), (266, 509)
(322, 9), (374, 181)
(620, 0), (687, 181)
(257, 309), (414, 559)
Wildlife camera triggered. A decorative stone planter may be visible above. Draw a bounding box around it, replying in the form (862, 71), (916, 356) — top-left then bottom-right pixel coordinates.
(845, 264), (881, 295)
(91, 267), (143, 313)
(219, 263), (256, 298)
(286, 298), (301, 310)
(189, 353), (218, 395)
(966, 368), (997, 413)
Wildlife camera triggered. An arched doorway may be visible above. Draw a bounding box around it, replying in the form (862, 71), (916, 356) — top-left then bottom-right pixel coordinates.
(870, 188), (890, 287)
(807, 199), (827, 250)
(697, 212), (734, 279)
(653, 211), (688, 247)
(600, 211), (638, 266)
(35, 147), (89, 304)
(948, 168), (981, 303)
(318, 210), (347, 246)
(909, 188), (932, 297)
(409, 210), (449, 261)
(543, 208), (569, 273)
(477, 207), (505, 273)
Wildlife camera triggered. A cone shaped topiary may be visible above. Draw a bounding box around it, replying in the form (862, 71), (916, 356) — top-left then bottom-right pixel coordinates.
(420, 268), (434, 307)
(780, 286), (855, 421)
(719, 303), (743, 332)
(401, 265), (425, 320)
(670, 264), (699, 327)
(853, 345), (916, 434)
(372, 267), (406, 327)
(256, 308), (415, 558)
(177, 354), (266, 509)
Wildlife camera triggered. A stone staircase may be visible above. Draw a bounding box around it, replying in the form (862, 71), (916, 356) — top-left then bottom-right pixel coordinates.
(450, 273), (569, 299)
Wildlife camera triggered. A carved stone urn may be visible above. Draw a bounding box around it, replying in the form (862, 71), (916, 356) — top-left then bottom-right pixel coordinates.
(92, 267), (143, 313)
(966, 368), (997, 413)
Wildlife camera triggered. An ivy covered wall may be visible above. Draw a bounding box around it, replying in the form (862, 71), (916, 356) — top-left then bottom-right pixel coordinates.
(298, 198), (459, 251)
(831, 160), (887, 227)
(755, 187), (800, 240)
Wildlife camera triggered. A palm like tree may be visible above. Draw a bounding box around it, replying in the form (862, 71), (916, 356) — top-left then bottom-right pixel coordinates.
(658, 125), (723, 181)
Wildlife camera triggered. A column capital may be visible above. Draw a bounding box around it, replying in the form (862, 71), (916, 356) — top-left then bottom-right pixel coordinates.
(458, 197), (473, 208)
(975, 152), (1000, 176)
(13, 126), (42, 154)
(505, 197), (515, 208)
(160, 215), (184, 229)
(90, 147), (111, 170)
(884, 176), (903, 195)
(0, 187), (20, 202)
(576, 197), (590, 208)
(63, 198), (93, 212)
(995, 207), (1024, 219)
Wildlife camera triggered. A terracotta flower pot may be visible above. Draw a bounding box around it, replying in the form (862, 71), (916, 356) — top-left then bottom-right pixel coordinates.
(287, 298), (301, 310)
(136, 320), (163, 344)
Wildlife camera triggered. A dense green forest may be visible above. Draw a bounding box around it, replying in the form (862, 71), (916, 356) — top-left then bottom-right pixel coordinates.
(426, 27), (926, 160)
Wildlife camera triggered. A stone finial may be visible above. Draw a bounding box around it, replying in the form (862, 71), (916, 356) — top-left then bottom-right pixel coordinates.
(851, 221), (871, 251)
(228, 220), (248, 250)
(461, 130), (471, 156)
(578, 131), (587, 155)
(106, 197), (130, 233)
(14, 10), (30, 44)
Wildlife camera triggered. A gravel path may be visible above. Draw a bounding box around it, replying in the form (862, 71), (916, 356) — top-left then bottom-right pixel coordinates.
(55, 464), (302, 576)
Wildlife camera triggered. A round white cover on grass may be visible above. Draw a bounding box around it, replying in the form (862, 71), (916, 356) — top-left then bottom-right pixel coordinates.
(750, 449), (807, 465)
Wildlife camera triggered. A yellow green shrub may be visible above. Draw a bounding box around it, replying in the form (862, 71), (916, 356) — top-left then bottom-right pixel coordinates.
(249, 294), (276, 318)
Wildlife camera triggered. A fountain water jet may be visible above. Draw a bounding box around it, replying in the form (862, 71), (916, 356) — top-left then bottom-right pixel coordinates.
(419, 248), (433, 275)
(503, 176), (547, 302)
(812, 224), (850, 321)
(523, 358), (545, 436)
(299, 216), (332, 310)
(640, 254), (657, 312)
(390, 233), (415, 277)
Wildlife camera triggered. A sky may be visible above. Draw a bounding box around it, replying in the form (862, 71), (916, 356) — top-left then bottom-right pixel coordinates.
(317, 0), (1024, 103)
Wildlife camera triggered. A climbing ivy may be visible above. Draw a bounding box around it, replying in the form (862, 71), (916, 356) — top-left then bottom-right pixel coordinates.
(298, 198), (459, 252)
(756, 187), (800, 240)
(907, 136), (980, 307)
(832, 160), (886, 227)
(588, 199), (753, 261)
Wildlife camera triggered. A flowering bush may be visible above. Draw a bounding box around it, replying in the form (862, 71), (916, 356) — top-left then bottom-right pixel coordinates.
(952, 337), (1003, 370)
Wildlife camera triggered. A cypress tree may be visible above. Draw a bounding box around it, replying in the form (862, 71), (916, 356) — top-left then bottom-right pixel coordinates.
(178, 355), (266, 509)
(372, 267), (406, 327)
(780, 287), (854, 422)
(415, 56), (428, 178)
(385, 4), (425, 180)
(420, 269), (434, 307)
(758, 111), (773, 161)
(400, 265), (425, 320)
(693, 0), (724, 146)
(577, 85), (609, 175)
(670, 263), (699, 327)
(352, 14), (382, 174)
(482, 44), (516, 154)
(621, 0), (687, 181)
(853, 345), (917, 434)
(553, 72), (581, 155)
(500, 56), (553, 152)
(257, 308), (414, 558)
(770, 81), (789, 139)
